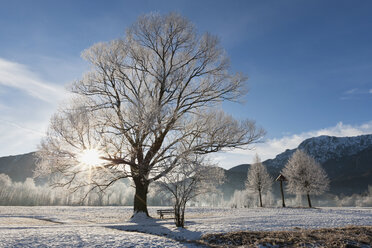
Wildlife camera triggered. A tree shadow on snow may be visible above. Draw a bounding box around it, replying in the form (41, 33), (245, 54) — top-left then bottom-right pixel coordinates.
(105, 217), (202, 242)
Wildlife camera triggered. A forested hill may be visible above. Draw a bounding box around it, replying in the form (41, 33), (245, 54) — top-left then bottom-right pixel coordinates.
(1, 134), (372, 197)
(0, 152), (37, 182)
(222, 134), (372, 197)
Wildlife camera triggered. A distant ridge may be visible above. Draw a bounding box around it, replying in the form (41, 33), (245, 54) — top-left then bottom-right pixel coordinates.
(264, 134), (372, 169)
(227, 164), (249, 173)
(222, 134), (372, 197)
(0, 152), (37, 182)
(0, 134), (371, 197)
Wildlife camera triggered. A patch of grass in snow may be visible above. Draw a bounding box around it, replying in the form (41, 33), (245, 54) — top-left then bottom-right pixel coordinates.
(200, 226), (372, 247)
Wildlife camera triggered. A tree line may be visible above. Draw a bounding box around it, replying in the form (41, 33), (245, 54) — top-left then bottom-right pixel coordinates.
(244, 150), (330, 208)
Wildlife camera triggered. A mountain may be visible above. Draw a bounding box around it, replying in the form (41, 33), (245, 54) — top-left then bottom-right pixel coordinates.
(220, 163), (250, 198)
(0, 152), (38, 182)
(0, 134), (371, 198)
(222, 134), (372, 198)
(264, 135), (372, 169)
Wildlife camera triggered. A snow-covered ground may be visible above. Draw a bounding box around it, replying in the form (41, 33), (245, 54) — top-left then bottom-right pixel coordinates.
(0, 206), (371, 247)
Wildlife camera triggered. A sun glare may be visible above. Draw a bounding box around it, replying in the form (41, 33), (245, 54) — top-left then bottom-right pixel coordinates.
(78, 149), (104, 167)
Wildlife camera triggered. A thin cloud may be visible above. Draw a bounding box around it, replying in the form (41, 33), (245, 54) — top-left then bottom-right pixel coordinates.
(215, 121), (372, 169)
(0, 118), (49, 156)
(0, 58), (72, 157)
(0, 58), (66, 103)
(0, 118), (45, 136)
(345, 88), (358, 95)
(341, 88), (372, 100)
(0, 103), (10, 110)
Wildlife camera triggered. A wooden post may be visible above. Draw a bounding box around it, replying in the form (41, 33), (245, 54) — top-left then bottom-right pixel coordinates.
(307, 193), (312, 208)
(276, 174), (287, 208)
(280, 180), (285, 207)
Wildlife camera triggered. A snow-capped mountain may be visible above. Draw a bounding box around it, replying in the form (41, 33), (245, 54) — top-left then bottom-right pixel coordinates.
(224, 134), (372, 197)
(0, 134), (371, 197)
(264, 134), (372, 168)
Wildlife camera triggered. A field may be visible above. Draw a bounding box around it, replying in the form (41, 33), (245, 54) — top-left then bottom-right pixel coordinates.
(0, 206), (371, 247)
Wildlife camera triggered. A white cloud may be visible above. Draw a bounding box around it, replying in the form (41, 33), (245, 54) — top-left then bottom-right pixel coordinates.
(0, 58), (66, 103)
(0, 118), (48, 156)
(345, 88), (358, 95)
(0, 103), (10, 111)
(214, 121), (372, 169)
(0, 58), (73, 157)
(342, 88), (372, 100)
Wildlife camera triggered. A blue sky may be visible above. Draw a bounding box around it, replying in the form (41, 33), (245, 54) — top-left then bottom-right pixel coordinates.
(0, 0), (371, 168)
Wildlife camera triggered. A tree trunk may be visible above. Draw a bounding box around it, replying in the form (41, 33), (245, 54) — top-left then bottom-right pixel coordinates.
(258, 190), (263, 207)
(280, 180), (286, 207)
(133, 178), (149, 216)
(307, 193), (312, 208)
(174, 202), (185, 228)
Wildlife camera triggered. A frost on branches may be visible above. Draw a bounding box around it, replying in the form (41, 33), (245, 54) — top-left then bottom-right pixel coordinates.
(156, 155), (224, 227)
(35, 12), (264, 216)
(245, 154), (272, 207)
(282, 150), (329, 208)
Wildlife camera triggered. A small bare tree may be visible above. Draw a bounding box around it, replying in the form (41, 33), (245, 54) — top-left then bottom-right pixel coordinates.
(245, 154), (272, 207)
(36, 12), (264, 216)
(282, 150), (329, 208)
(156, 155), (224, 227)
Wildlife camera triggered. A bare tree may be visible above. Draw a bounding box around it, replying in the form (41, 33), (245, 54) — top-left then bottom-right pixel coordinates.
(36, 12), (264, 216)
(282, 150), (329, 208)
(156, 155), (224, 227)
(229, 190), (253, 208)
(245, 154), (272, 207)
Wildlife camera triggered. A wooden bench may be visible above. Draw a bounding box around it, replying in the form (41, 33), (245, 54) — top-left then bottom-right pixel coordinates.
(157, 209), (174, 219)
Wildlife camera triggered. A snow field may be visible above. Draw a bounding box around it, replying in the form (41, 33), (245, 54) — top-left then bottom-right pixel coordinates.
(0, 206), (371, 247)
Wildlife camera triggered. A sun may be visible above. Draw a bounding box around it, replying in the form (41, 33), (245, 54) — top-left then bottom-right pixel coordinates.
(78, 149), (104, 167)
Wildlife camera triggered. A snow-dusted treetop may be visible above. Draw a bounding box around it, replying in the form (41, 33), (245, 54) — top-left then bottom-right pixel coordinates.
(246, 155), (272, 194)
(282, 150), (329, 196)
(245, 154), (272, 207)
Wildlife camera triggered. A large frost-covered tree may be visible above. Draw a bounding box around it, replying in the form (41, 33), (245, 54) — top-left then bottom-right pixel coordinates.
(282, 150), (329, 208)
(36, 13), (264, 216)
(245, 154), (272, 207)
